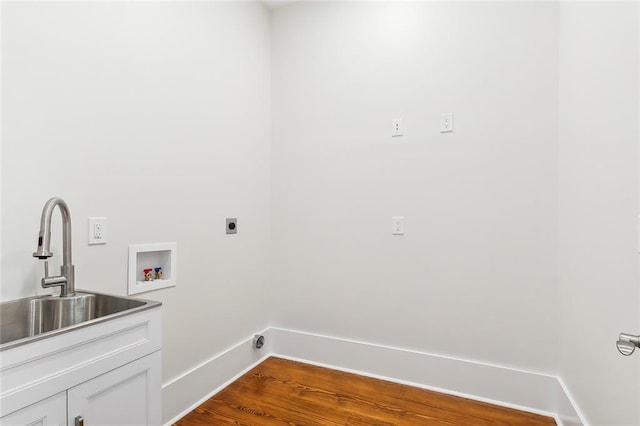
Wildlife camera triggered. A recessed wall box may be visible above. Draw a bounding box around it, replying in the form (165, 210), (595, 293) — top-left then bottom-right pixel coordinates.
(128, 242), (177, 295)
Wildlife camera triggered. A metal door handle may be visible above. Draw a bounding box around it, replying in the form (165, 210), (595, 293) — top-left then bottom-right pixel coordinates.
(75, 416), (84, 426)
(616, 333), (640, 356)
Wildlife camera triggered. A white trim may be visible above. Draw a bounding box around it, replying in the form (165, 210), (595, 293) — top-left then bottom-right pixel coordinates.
(161, 328), (271, 425)
(269, 327), (583, 424)
(162, 326), (585, 426)
(272, 326), (554, 377)
(273, 352), (559, 421)
(163, 354), (271, 426)
(557, 377), (590, 426)
(162, 327), (268, 388)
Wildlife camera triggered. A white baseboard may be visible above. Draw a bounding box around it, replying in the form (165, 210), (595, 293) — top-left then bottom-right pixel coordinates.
(162, 326), (584, 426)
(556, 377), (589, 426)
(161, 328), (272, 425)
(269, 327), (584, 426)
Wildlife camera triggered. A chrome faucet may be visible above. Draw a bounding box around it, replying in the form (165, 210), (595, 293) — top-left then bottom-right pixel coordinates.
(33, 197), (75, 296)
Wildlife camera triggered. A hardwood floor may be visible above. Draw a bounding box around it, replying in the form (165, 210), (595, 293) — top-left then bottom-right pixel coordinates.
(174, 356), (556, 425)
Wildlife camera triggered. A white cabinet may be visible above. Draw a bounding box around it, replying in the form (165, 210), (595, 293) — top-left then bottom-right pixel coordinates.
(67, 352), (161, 426)
(0, 307), (161, 426)
(0, 353), (160, 426)
(0, 392), (66, 426)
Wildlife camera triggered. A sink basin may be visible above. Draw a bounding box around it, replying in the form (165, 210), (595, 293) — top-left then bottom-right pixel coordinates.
(0, 291), (160, 350)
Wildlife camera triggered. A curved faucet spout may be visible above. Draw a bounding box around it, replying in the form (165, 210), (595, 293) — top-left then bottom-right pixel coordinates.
(33, 197), (75, 296)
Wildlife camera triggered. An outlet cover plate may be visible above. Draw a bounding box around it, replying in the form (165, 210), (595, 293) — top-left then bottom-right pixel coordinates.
(392, 216), (404, 235)
(88, 217), (107, 245)
(226, 218), (237, 234)
(440, 113), (454, 133)
(392, 118), (404, 137)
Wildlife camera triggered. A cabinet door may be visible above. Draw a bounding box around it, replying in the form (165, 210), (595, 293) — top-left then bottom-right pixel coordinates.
(0, 392), (66, 426)
(67, 352), (160, 426)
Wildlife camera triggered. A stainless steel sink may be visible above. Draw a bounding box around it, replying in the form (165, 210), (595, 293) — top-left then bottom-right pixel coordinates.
(0, 291), (161, 350)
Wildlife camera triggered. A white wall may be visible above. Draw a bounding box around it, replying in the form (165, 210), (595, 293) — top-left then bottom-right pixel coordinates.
(4, 2), (640, 424)
(557, 2), (640, 425)
(1, 0), (272, 412)
(271, 1), (560, 373)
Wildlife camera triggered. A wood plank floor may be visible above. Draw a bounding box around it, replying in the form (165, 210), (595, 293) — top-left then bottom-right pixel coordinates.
(174, 356), (556, 425)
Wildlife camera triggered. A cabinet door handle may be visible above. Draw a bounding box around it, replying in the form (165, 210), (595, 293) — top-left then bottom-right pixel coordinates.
(75, 416), (84, 426)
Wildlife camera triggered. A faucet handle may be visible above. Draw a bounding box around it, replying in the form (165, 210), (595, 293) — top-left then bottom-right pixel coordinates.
(42, 275), (67, 288)
(41, 260), (67, 289)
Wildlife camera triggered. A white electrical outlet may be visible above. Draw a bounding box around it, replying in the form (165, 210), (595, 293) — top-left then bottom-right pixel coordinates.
(392, 216), (404, 235)
(392, 118), (404, 137)
(440, 113), (454, 133)
(88, 217), (107, 245)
